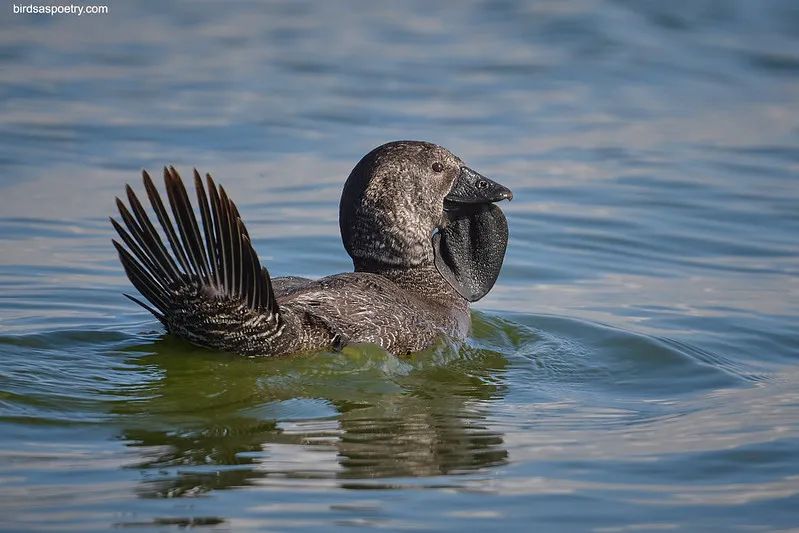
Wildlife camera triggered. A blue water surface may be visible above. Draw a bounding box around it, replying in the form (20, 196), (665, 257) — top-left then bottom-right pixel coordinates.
(1, 1), (798, 530)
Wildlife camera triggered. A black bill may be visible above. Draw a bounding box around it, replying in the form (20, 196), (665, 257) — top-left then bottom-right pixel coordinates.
(444, 166), (513, 206)
(433, 167), (511, 302)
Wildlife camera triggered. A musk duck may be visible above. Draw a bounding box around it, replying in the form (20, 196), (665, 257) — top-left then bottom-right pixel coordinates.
(112, 141), (512, 356)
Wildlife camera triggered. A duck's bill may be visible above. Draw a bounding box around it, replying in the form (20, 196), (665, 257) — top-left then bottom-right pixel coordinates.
(444, 166), (513, 207)
(434, 168), (511, 302)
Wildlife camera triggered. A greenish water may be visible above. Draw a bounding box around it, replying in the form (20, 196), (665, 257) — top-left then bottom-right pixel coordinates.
(1, 1), (798, 530)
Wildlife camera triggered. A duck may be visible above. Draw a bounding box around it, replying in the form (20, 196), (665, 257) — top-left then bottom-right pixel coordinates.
(111, 140), (512, 356)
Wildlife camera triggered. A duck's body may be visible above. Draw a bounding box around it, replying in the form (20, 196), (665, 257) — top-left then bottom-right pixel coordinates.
(112, 141), (511, 356)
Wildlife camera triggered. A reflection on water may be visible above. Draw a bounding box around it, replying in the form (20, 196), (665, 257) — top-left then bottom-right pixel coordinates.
(1, 0), (799, 530)
(115, 339), (507, 498)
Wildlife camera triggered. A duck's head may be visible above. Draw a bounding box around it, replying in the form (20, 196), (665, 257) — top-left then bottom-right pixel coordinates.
(340, 140), (512, 302)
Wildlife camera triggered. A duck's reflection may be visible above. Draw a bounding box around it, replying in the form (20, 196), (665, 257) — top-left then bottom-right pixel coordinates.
(114, 337), (508, 497)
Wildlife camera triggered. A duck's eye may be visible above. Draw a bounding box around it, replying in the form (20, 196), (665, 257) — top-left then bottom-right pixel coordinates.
(431, 162), (444, 173)
(477, 179), (488, 189)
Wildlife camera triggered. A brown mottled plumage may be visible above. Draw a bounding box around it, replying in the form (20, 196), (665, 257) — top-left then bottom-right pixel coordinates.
(112, 141), (512, 356)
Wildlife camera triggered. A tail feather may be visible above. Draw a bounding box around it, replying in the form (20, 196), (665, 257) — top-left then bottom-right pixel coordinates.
(141, 171), (194, 277)
(112, 167), (280, 328)
(193, 170), (219, 287)
(124, 179), (182, 284)
(164, 166), (209, 281)
(112, 239), (170, 313)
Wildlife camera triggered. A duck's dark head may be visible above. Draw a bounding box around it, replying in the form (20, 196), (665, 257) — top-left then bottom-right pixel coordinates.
(340, 140), (512, 302)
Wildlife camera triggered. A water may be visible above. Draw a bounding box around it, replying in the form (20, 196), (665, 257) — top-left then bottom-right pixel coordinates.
(1, 0), (798, 530)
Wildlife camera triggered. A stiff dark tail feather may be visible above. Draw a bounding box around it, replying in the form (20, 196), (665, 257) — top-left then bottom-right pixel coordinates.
(111, 167), (279, 326)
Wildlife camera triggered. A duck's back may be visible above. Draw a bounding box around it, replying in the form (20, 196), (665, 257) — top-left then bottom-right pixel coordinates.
(274, 272), (468, 354)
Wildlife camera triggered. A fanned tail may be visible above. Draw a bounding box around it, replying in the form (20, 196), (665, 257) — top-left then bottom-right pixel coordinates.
(111, 167), (280, 349)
